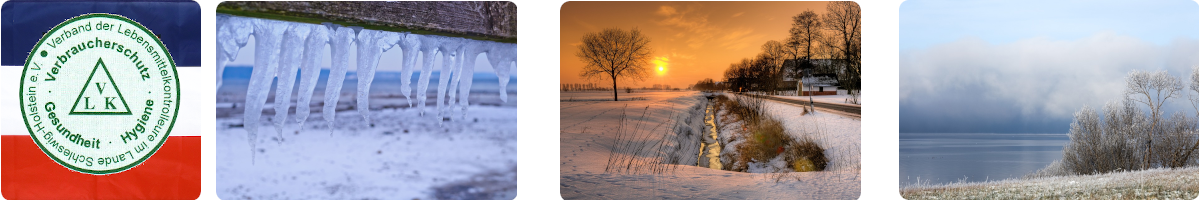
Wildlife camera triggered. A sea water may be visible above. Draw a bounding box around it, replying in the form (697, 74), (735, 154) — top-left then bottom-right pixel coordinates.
(899, 132), (1068, 186)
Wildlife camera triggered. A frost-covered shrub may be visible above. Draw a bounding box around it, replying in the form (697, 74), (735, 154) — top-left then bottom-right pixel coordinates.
(1154, 112), (1199, 168)
(1062, 102), (1141, 175)
(1062, 90), (1197, 175)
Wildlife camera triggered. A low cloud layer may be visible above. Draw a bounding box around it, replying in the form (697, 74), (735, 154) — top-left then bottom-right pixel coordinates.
(900, 33), (1197, 133)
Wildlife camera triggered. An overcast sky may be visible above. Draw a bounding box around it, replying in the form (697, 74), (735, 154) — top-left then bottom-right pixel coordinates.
(900, 0), (1198, 133)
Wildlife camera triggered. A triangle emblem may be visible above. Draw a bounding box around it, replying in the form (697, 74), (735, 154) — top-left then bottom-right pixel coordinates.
(70, 58), (132, 115)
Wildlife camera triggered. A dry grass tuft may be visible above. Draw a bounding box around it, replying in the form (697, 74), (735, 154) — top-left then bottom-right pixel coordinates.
(714, 94), (827, 173)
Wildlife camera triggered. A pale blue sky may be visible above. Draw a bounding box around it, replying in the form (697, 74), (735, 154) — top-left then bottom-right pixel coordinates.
(901, 0), (1198, 50)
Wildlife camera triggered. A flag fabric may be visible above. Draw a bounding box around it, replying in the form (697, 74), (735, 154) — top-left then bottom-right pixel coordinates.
(1, 1), (200, 199)
(2, 136), (200, 200)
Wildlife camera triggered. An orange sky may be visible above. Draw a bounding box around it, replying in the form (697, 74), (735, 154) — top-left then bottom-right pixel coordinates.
(561, 1), (831, 88)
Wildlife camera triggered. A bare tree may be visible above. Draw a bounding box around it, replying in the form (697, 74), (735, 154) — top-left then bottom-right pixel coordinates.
(823, 1), (861, 95)
(761, 40), (788, 72)
(1062, 70), (1198, 175)
(760, 41), (788, 94)
(576, 28), (654, 101)
(787, 10), (823, 61)
(1124, 70), (1184, 168)
(787, 10), (822, 97)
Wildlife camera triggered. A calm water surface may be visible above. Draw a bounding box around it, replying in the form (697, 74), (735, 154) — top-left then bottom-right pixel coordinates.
(899, 133), (1068, 186)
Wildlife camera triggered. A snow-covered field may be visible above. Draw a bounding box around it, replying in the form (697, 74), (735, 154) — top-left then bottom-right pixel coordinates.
(560, 91), (860, 199)
(901, 167), (1198, 199)
(217, 95), (516, 200)
(757, 94), (862, 173)
(215, 14), (518, 200)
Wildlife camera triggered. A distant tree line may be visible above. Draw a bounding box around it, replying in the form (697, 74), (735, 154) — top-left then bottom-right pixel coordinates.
(692, 78), (724, 92)
(723, 2), (860, 96)
(562, 83), (606, 91)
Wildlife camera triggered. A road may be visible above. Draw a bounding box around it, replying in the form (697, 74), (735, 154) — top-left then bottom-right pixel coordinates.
(744, 94), (861, 118)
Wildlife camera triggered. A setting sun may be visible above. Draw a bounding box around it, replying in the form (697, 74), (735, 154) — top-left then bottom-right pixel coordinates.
(653, 56), (669, 76)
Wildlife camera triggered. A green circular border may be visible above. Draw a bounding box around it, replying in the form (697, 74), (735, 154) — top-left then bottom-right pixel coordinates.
(18, 13), (182, 175)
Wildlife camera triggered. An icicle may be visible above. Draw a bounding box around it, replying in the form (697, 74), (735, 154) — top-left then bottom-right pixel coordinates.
(445, 42), (467, 118)
(323, 26), (357, 135)
(216, 15), (229, 89)
(456, 41), (488, 119)
(487, 42), (517, 102)
(271, 24), (312, 140)
(294, 24), (330, 130)
(397, 33), (421, 107)
(354, 29), (401, 126)
(243, 18), (288, 164)
(416, 35), (446, 116)
(216, 15), (254, 90)
(436, 38), (464, 122)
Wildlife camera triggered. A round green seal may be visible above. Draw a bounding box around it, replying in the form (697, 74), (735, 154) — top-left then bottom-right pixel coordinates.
(18, 13), (180, 175)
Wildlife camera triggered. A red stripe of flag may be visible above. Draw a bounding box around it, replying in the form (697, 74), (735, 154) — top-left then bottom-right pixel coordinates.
(2, 135), (200, 200)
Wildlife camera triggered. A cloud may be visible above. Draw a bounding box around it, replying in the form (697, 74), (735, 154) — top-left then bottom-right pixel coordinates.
(654, 5), (765, 50)
(731, 12), (745, 18)
(656, 5), (677, 16)
(572, 18), (599, 32)
(655, 5), (715, 48)
(900, 33), (1198, 133)
(670, 52), (695, 60)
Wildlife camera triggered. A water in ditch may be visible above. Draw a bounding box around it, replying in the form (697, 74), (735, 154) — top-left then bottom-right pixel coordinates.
(697, 99), (723, 170)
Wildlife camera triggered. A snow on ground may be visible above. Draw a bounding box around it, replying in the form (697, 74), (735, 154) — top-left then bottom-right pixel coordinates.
(901, 167), (1198, 199)
(775, 94), (860, 105)
(560, 91), (860, 199)
(757, 94), (862, 172)
(217, 98), (516, 199)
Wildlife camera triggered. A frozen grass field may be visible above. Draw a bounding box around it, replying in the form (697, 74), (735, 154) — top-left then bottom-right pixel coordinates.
(560, 91), (860, 199)
(901, 167), (1198, 199)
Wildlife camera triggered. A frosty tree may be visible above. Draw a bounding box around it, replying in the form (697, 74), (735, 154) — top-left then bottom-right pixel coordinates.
(1064, 69), (1197, 174)
(1123, 70), (1184, 169)
(576, 28), (653, 101)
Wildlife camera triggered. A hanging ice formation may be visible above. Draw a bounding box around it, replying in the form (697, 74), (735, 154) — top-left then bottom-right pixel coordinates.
(272, 24), (312, 139)
(293, 24), (330, 130)
(216, 14), (254, 89)
(455, 41), (518, 119)
(397, 34), (421, 107)
(354, 29), (402, 125)
(322, 25), (357, 134)
(216, 15), (516, 162)
(215, 15), (228, 89)
(435, 37), (464, 121)
(415, 34), (442, 116)
(487, 42), (518, 103)
(243, 18), (287, 163)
